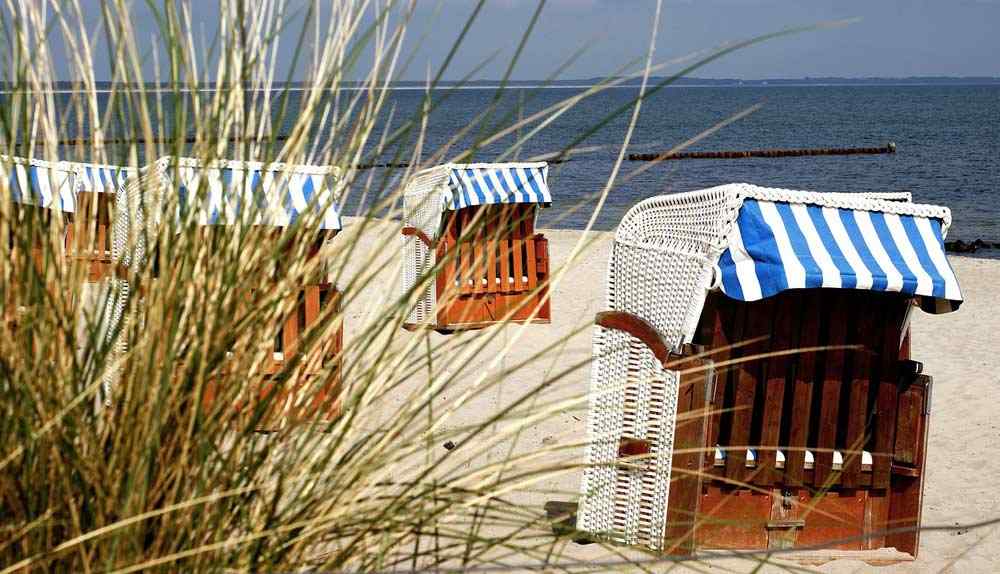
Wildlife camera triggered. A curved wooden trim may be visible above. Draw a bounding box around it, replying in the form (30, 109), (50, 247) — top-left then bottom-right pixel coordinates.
(401, 226), (434, 248)
(595, 310), (671, 366)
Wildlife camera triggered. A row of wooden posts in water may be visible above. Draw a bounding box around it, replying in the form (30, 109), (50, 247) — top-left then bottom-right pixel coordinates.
(29, 143), (897, 168)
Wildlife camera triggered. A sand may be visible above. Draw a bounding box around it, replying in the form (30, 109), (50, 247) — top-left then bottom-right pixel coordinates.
(336, 217), (1000, 573)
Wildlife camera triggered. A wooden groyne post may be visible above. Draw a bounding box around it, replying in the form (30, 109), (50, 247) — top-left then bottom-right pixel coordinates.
(627, 142), (896, 162)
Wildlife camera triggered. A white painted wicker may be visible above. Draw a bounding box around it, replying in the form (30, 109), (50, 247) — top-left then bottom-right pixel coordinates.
(103, 160), (166, 406)
(400, 166), (450, 325)
(577, 183), (953, 550)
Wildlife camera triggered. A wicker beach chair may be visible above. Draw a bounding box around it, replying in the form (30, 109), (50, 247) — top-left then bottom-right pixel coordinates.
(111, 157), (343, 426)
(578, 184), (962, 562)
(400, 162), (552, 332)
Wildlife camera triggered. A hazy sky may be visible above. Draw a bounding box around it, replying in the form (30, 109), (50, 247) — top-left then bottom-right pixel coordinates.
(396, 0), (1000, 80)
(59, 1), (1000, 81)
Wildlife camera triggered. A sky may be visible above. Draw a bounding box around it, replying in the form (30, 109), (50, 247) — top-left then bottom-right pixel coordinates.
(46, 1), (1000, 82)
(397, 0), (1000, 81)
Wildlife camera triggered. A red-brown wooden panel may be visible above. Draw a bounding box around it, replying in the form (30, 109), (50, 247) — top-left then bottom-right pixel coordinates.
(814, 293), (850, 488)
(696, 487), (771, 550)
(790, 490), (867, 551)
(785, 291), (823, 487)
(522, 206), (538, 290)
(699, 295), (742, 468)
(885, 387), (930, 557)
(872, 299), (907, 488)
(498, 207), (511, 292)
(755, 292), (798, 486)
(841, 294), (877, 489)
(663, 359), (711, 554)
(725, 298), (773, 482)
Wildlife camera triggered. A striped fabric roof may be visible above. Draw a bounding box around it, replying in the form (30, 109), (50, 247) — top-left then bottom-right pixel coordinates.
(169, 158), (341, 230)
(443, 163), (551, 211)
(3, 157), (76, 212)
(71, 162), (135, 194)
(718, 197), (962, 312)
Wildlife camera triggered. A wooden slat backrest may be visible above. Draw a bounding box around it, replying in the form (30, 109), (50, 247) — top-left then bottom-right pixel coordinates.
(814, 293), (851, 487)
(784, 291), (822, 486)
(724, 298), (773, 482)
(522, 205), (538, 291)
(446, 204), (540, 297)
(698, 289), (912, 490)
(872, 297), (908, 488)
(67, 191), (113, 261)
(509, 207), (525, 294)
(699, 294), (742, 470)
(841, 294), (878, 488)
(486, 210), (498, 294)
(498, 206), (511, 292)
(755, 292), (798, 486)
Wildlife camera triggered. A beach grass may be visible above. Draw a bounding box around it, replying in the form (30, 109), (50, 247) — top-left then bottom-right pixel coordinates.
(0, 1), (912, 572)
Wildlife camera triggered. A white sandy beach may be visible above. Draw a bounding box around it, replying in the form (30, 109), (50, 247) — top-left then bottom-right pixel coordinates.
(335, 217), (1000, 573)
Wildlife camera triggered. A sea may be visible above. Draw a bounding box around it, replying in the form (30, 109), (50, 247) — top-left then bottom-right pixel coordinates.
(49, 84), (1000, 241)
(350, 84), (999, 241)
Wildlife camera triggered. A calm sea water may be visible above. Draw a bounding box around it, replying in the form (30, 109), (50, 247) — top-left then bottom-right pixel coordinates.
(353, 85), (999, 241)
(61, 85), (1000, 240)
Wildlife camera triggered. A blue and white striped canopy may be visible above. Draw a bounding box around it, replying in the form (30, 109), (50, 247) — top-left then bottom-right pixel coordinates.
(4, 158), (76, 212)
(170, 159), (341, 230)
(718, 198), (962, 312)
(443, 163), (551, 211)
(72, 162), (134, 195)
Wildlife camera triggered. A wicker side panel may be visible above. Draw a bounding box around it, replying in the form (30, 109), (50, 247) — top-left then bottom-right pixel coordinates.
(102, 163), (164, 407)
(579, 242), (716, 550)
(401, 168), (448, 325)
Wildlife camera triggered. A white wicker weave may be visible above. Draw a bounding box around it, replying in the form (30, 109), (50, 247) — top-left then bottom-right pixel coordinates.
(401, 166), (451, 325)
(101, 160), (165, 407)
(577, 183), (954, 550)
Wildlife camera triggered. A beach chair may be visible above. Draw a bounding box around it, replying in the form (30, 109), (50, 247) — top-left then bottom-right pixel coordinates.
(577, 184), (962, 562)
(64, 162), (135, 282)
(2, 156), (77, 330)
(115, 157), (344, 426)
(400, 162), (552, 332)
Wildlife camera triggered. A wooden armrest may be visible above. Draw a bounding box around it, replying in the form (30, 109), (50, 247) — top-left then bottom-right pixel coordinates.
(401, 226), (435, 248)
(595, 311), (704, 368)
(595, 311), (672, 366)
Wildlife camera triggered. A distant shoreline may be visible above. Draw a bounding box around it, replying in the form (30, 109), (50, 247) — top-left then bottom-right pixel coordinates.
(6, 82), (1000, 95)
(4, 76), (998, 94)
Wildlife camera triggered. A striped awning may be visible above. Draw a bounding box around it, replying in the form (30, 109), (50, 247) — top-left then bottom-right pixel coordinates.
(718, 198), (962, 313)
(3, 158), (76, 212)
(170, 159), (341, 230)
(72, 162), (135, 194)
(443, 163), (551, 211)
